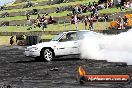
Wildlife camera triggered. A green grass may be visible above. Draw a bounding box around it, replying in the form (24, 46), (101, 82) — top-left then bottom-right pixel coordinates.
(0, 0), (97, 14)
(0, 11), (71, 21)
(0, 36), (12, 45)
(0, 21), (109, 45)
(0, 7), (131, 22)
(49, 11), (71, 17)
(41, 34), (54, 39)
(11, 0), (48, 6)
(0, 22), (109, 32)
(98, 8), (131, 14)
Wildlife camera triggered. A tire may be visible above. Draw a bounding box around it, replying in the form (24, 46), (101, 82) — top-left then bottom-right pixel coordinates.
(41, 48), (54, 62)
(80, 76), (86, 84)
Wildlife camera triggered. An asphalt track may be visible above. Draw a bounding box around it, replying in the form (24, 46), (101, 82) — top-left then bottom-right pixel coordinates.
(0, 46), (132, 88)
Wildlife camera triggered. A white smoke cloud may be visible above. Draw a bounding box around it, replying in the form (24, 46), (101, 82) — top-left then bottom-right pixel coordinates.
(80, 29), (132, 65)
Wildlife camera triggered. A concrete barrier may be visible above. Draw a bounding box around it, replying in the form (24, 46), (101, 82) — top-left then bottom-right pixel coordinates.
(0, 29), (129, 36)
(0, 31), (61, 36)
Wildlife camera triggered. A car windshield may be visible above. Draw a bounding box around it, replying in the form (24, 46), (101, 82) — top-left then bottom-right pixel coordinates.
(51, 33), (64, 41)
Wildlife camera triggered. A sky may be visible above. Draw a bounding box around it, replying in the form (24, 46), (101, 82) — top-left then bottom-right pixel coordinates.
(0, 0), (15, 6)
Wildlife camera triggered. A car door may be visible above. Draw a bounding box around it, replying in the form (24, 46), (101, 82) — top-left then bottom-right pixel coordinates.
(57, 32), (79, 55)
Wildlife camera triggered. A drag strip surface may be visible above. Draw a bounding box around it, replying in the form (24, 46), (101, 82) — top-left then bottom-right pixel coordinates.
(0, 46), (132, 88)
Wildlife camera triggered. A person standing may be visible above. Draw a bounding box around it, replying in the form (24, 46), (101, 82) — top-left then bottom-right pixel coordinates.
(75, 5), (79, 14)
(26, 14), (32, 26)
(10, 36), (14, 45)
(84, 16), (88, 30)
(74, 14), (78, 30)
(89, 18), (94, 30)
(41, 18), (47, 31)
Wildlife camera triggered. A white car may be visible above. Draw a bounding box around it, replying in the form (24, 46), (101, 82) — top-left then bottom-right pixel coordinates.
(24, 30), (90, 61)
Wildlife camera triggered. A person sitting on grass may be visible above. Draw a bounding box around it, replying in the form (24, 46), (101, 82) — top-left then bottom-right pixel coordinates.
(33, 19), (41, 28)
(48, 16), (56, 24)
(70, 15), (75, 24)
(56, 7), (61, 13)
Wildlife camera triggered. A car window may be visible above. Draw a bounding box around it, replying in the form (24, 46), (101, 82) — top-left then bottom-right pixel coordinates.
(59, 32), (77, 42)
(51, 33), (64, 41)
(77, 31), (89, 40)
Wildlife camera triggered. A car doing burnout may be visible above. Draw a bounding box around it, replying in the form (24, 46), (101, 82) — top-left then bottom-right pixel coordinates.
(24, 30), (91, 61)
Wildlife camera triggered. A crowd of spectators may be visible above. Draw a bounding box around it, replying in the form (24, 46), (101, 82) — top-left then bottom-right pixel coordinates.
(123, 1), (132, 9)
(69, 1), (111, 30)
(116, 15), (129, 29)
(0, 0), (131, 30)
(26, 14), (56, 31)
(68, 0), (131, 30)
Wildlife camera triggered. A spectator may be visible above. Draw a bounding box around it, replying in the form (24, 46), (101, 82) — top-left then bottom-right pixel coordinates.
(117, 16), (124, 29)
(92, 1), (96, 6)
(82, 6), (87, 13)
(117, 2), (122, 11)
(89, 18), (94, 30)
(0, 6), (5, 11)
(74, 14), (78, 30)
(72, 6), (75, 14)
(37, 14), (41, 20)
(75, 6), (79, 14)
(34, 19), (41, 28)
(124, 2), (130, 10)
(26, 14), (32, 25)
(98, 3), (105, 10)
(78, 6), (83, 14)
(71, 15), (75, 24)
(41, 18), (47, 31)
(10, 36), (14, 45)
(88, 2), (91, 7)
(56, 7), (61, 13)
(84, 16), (88, 30)
(78, 15), (83, 21)
(91, 6), (96, 16)
(41, 15), (46, 21)
(95, 13), (99, 20)
(48, 16), (56, 24)
(103, 14), (109, 21)
(123, 16), (128, 25)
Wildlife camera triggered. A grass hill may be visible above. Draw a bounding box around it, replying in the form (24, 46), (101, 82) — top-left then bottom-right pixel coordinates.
(0, 0), (131, 45)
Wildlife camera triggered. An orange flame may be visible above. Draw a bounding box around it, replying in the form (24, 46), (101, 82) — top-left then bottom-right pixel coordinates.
(78, 66), (86, 76)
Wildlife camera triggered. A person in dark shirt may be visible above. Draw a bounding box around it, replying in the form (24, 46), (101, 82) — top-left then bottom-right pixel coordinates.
(123, 16), (128, 24)
(48, 16), (56, 24)
(89, 18), (94, 30)
(10, 36), (14, 45)
(84, 16), (88, 30)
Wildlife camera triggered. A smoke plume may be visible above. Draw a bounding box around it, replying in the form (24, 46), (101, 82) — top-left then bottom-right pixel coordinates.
(80, 29), (132, 65)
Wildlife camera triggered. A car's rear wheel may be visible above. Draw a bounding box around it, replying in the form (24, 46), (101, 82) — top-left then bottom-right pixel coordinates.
(41, 48), (54, 62)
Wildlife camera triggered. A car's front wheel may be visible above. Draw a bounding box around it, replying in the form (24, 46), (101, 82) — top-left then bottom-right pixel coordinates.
(41, 48), (54, 62)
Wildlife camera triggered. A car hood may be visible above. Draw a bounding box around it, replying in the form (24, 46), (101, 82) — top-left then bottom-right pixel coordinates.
(27, 41), (58, 50)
